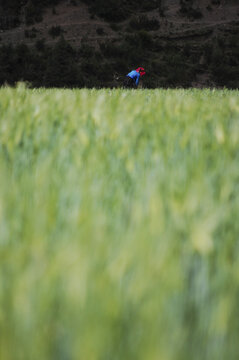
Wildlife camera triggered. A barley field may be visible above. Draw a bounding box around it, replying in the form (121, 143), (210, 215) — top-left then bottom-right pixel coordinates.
(0, 85), (239, 360)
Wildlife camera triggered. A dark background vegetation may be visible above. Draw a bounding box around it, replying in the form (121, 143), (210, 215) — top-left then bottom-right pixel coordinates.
(0, 0), (239, 88)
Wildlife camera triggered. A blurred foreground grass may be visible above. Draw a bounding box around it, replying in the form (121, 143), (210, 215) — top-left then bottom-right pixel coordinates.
(0, 85), (239, 360)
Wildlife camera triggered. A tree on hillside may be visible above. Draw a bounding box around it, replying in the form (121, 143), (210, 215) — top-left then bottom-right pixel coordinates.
(82, 0), (158, 21)
(44, 37), (79, 87)
(0, 44), (16, 84)
(0, 0), (22, 13)
(158, 0), (165, 16)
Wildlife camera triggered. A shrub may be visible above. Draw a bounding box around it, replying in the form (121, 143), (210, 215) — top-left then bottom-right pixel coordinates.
(138, 31), (154, 49)
(100, 42), (125, 58)
(25, 27), (38, 39)
(96, 27), (105, 35)
(0, 44), (16, 84)
(180, 1), (203, 20)
(211, 43), (223, 65)
(24, 0), (63, 25)
(129, 15), (160, 31)
(110, 23), (121, 32)
(0, 15), (20, 30)
(212, 63), (239, 88)
(81, 0), (159, 22)
(79, 44), (95, 59)
(125, 31), (154, 52)
(25, 1), (43, 25)
(191, 8), (203, 19)
(44, 37), (79, 87)
(89, 0), (128, 22)
(48, 25), (64, 38)
(35, 39), (46, 52)
(140, 0), (158, 11)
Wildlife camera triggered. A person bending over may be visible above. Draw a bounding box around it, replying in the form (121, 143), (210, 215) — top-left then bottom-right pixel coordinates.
(124, 67), (146, 88)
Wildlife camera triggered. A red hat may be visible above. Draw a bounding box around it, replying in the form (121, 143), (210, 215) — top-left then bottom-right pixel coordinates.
(136, 67), (146, 76)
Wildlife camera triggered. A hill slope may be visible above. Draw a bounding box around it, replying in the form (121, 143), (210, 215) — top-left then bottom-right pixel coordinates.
(0, 0), (239, 88)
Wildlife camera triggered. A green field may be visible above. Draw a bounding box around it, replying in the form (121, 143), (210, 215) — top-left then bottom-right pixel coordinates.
(0, 85), (239, 360)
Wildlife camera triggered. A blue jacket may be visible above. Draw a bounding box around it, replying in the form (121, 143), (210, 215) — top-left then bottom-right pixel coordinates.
(127, 70), (140, 86)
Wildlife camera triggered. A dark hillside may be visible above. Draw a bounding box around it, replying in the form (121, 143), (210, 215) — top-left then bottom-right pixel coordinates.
(0, 0), (238, 88)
